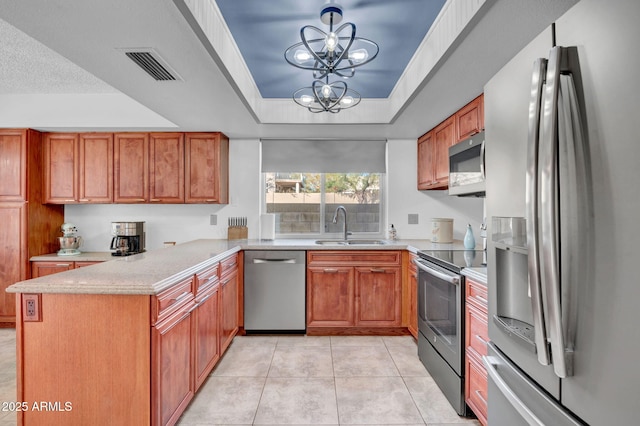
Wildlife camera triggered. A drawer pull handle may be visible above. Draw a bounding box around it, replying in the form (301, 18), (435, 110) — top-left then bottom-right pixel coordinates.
(170, 292), (191, 305)
(475, 334), (488, 345)
(370, 268), (386, 273)
(474, 389), (487, 406)
(474, 295), (488, 305)
(55, 263), (71, 267)
(196, 291), (216, 306)
(323, 268), (341, 273)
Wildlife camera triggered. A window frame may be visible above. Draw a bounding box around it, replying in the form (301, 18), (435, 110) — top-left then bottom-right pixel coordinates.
(262, 172), (386, 240)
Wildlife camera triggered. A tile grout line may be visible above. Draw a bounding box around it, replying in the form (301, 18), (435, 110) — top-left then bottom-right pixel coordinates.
(250, 338), (278, 425)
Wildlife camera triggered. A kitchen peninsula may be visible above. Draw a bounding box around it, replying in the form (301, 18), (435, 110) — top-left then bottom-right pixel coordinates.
(8, 238), (475, 426)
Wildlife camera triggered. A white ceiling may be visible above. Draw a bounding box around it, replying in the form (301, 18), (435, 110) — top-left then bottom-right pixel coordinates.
(0, 0), (578, 139)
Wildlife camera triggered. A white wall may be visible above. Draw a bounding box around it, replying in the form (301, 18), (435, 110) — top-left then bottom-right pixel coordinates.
(65, 138), (483, 252)
(386, 138), (484, 241)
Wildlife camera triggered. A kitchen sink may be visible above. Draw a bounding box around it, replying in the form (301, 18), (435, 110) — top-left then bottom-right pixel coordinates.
(314, 239), (387, 246)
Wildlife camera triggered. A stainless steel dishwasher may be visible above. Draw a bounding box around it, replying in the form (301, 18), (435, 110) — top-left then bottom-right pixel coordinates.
(243, 250), (306, 333)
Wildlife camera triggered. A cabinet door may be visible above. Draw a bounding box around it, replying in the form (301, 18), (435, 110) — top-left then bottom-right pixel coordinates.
(152, 305), (195, 426)
(194, 284), (220, 390)
(185, 133), (229, 204)
(456, 94), (484, 142)
(44, 133), (78, 203)
(433, 116), (456, 187)
(0, 204), (26, 322)
(417, 131), (434, 190)
(408, 258), (419, 338)
(114, 133), (149, 203)
(307, 266), (355, 327)
(31, 261), (74, 278)
(78, 133), (113, 203)
(0, 130), (26, 201)
(149, 133), (184, 203)
(355, 267), (401, 326)
(219, 268), (239, 354)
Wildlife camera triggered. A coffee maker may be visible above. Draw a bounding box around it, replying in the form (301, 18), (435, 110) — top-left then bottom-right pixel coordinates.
(110, 222), (145, 256)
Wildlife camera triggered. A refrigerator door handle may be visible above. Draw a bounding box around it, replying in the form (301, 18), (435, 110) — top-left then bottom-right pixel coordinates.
(541, 46), (569, 378)
(480, 138), (486, 180)
(526, 57), (551, 366)
(483, 355), (545, 426)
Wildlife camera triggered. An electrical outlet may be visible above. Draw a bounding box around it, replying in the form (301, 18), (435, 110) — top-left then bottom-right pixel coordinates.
(408, 214), (419, 225)
(210, 214), (217, 226)
(23, 294), (41, 322)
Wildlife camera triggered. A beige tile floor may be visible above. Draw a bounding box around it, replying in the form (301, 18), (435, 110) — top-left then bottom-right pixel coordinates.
(0, 329), (480, 426)
(178, 334), (480, 426)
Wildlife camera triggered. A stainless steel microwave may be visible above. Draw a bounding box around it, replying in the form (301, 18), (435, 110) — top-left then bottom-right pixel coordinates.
(448, 131), (485, 197)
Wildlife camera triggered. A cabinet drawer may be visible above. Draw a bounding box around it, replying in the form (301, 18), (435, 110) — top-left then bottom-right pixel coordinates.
(466, 278), (488, 311)
(219, 253), (239, 277)
(308, 250), (401, 266)
(466, 303), (489, 357)
(152, 277), (194, 324)
(466, 351), (488, 424)
(195, 263), (219, 295)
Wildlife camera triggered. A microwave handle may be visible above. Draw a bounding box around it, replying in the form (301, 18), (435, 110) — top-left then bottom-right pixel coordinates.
(480, 138), (486, 180)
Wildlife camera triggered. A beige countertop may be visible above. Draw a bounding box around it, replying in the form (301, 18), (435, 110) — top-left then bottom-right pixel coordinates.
(13, 238), (476, 295)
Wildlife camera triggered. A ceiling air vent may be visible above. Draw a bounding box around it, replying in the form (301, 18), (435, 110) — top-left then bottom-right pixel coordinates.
(120, 48), (182, 81)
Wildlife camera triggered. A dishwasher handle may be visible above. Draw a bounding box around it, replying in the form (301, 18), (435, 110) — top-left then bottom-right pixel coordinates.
(252, 258), (297, 264)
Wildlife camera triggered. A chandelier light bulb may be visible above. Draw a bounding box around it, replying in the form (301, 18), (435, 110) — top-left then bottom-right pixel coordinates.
(294, 50), (313, 63)
(299, 95), (314, 105)
(325, 32), (339, 52)
(348, 48), (368, 63)
(340, 96), (354, 106)
(321, 84), (333, 99)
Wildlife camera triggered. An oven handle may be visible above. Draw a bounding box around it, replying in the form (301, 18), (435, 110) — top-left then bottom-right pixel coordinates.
(413, 259), (460, 285)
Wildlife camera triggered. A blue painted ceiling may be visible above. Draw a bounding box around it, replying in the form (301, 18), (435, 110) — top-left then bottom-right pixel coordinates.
(215, 0), (447, 99)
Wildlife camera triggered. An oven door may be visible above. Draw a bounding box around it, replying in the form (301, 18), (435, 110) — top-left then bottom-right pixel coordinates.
(415, 258), (463, 375)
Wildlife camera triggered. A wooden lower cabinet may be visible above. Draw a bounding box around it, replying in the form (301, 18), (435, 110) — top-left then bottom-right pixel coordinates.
(465, 277), (488, 426)
(219, 266), (239, 354)
(16, 255), (241, 426)
(152, 301), (196, 426)
(307, 266), (355, 327)
(31, 260), (104, 277)
(194, 283), (220, 390)
(306, 251), (402, 332)
(407, 253), (419, 338)
(355, 267), (401, 326)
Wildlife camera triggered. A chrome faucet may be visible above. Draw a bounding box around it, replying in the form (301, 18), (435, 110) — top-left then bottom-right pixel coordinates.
(332, 205), (349, 241)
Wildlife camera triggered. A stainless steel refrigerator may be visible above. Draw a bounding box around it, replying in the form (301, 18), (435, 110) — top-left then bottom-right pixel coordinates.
(484, 0), (640, 424)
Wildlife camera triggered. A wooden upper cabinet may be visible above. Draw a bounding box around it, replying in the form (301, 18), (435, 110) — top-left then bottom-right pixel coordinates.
(114, 133), (149, 203)
(456, 94), (484, 142)
(149, 133), (184, 203)
(433, 116), (456, 188)
(185, 133), (229, 204)
(0, 130), (28, 201)
(417, 94), (484, 191)
(78, 133), (113, 203)
(44, 133), (79, 203)
(417, 131), (434, 190)
(416, 116), (455, 191)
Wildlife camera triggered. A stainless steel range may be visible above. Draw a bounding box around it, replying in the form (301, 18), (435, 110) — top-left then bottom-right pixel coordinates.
(414, 249), (483, 416)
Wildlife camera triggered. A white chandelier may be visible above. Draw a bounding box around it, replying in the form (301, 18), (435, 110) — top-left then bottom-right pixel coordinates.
(284, 1), (379, 113)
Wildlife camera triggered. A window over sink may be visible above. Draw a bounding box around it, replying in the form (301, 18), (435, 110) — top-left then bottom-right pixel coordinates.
(261, 139), (387, 239)
(264, 172), (384, 237)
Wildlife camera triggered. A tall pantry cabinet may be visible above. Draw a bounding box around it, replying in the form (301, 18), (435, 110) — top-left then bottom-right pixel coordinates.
(0, 129), (64, 326)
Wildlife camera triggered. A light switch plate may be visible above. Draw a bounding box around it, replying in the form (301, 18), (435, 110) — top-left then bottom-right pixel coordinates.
(408, 214), (419, 225)
(210, 214), (217, 226)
